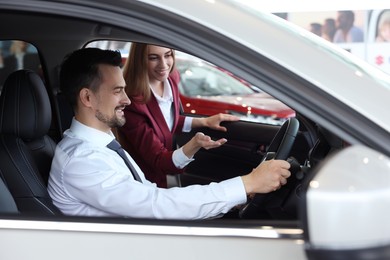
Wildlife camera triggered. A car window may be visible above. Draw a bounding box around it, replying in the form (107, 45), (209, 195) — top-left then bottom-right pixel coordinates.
(0, 40), (42, 91)
(86, 40), (295, 125)
(175, 56), (254, 97)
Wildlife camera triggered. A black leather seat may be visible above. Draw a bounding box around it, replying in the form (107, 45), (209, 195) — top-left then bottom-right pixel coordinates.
(0, 178), (18, 214)
(0, 69), (61, 215)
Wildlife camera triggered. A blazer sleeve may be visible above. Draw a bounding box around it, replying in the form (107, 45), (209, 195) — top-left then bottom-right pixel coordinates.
(118, 102), (185, 179)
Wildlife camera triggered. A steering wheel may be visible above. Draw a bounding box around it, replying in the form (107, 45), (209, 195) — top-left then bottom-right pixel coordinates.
(239, 117), (300, 219)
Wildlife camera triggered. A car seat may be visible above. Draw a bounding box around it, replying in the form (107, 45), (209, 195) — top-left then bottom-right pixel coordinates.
(0, 69), (61, 215)
(0, 177), (18, 214)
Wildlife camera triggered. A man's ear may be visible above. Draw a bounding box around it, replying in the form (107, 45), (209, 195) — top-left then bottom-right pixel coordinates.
(79, 88), (94, 108)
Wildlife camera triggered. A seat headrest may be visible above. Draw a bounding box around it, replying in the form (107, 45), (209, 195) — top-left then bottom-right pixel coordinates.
(0, 70), (51, 139)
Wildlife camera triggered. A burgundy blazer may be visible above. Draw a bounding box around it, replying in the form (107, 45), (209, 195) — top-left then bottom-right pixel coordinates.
(117, 76), (186, 188)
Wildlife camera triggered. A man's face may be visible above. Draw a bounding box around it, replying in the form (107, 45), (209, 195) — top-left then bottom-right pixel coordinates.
(337, 12), (350, 30)
(91, 64), (130, 130)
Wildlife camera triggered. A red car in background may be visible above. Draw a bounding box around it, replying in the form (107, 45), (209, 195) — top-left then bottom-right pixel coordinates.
(175, 54), (295, 125)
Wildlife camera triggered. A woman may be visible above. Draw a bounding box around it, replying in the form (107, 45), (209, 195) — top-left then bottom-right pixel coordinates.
(376, 11), (390, 42)
(117, 43), (238, 188)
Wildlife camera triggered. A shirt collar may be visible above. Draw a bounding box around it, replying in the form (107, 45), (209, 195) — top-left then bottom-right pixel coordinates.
(68, 117), (115, 147)
(150, 78), (173, 102)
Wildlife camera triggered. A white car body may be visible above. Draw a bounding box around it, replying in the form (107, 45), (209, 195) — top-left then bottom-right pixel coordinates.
(0, 1), (389, 259)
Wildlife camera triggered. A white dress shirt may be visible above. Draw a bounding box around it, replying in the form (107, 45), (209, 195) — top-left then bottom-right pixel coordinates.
(150, 79), (193, 169)
(48, 118), (247, 219)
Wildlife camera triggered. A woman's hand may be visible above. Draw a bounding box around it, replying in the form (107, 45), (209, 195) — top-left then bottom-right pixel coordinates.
(192, 113), (240, 131)
(182, 132), (227, 158)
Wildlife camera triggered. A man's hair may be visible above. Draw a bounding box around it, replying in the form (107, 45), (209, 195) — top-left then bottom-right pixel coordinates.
(340, 10), (355, 23)
(60, 48), (122, 109)
(310, 23), (322, 36)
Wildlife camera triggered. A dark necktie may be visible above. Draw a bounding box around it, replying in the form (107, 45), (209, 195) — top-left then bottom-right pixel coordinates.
(106, 140), (142, 183)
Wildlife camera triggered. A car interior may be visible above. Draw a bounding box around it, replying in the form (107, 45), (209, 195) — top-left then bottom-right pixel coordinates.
(0, 9), (349, 223)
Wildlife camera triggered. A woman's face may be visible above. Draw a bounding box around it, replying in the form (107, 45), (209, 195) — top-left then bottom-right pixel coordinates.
(147, 45), (174, 85)
(380, 23), (390, 42)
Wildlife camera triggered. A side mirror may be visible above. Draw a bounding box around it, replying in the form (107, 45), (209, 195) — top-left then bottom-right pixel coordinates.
(301, 145), (390, 259)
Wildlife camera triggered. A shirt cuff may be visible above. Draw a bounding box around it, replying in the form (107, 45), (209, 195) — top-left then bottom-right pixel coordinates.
(218, 177), (247, 207)
(172, 147), (194, 169)
(182, 117), (193, 132)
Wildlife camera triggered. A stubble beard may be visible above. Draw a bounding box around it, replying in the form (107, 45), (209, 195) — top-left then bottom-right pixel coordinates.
(95, 109), (126, 128)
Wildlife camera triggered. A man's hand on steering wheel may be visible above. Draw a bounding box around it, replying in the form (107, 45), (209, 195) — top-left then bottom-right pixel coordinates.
(241, 159), (291, 195)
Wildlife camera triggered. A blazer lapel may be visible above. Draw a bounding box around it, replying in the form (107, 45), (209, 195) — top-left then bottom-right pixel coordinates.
(168, 77), (181, 133)
(146, 95), (173, 146)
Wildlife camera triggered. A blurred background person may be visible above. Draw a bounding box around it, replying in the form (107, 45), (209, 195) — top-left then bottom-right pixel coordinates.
(322, 18), (336, 42)
(376, 10), (390, 42)
(0, 40), (40, 88)
(309, 22), (322, 37)
(4, 40), (40, 71)
(333, 10), (364, 43)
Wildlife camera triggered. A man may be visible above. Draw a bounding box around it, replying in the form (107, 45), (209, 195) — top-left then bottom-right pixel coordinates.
(48, 48), (291, 220)
(309, 22), (322, 37)
(333, 10), (364, 43)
